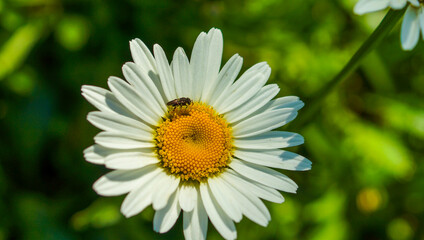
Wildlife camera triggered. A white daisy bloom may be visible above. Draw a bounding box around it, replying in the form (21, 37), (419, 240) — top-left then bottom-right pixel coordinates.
(354, 0), (424, 50)
(82, 28), (311, 240)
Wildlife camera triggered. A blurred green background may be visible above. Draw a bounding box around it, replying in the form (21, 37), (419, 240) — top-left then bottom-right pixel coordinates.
(1, 0), (423, 239)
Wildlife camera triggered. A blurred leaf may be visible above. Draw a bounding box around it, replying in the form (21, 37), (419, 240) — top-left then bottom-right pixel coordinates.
(309, 221), (348, 240)
(71, 198), (122, 231)
(328, 101), (415, 183)
(271, 199), (301, 239)
(343, 121), (414, 182)
(366, 94), (424, 139)
(304, 123), (341, 163)
(387, 218), (413, 240)
(306, 189), (346, 222)
(360, 51), (395, 93)
(0, 21), (44, 80)
(6, 67), (36, 95)
(305, 189), (348, 240)
(55, 15), (90, 51)
(0, 10), (25, 31)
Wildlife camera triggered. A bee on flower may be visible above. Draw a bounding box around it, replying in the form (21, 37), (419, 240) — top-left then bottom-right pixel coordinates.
(82, 28), (311, 240)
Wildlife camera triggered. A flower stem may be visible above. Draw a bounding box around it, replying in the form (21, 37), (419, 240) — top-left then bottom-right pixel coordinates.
(292, 9), (406, 129)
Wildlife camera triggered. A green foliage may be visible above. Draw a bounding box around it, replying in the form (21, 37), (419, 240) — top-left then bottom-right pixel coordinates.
(55, 15), (90, 51)
(1, 0), (423, 239)
(0, 21), (43, 80)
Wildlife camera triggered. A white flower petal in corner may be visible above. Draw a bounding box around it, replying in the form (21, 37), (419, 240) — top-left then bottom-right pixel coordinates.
(409, 0), (420, 7)
(354, 0), (390, 15)
(82, 27), (309, 240)
(389, 0), (408, 9)
(401, 5), (421, 50)
(354, 0), (424, 50)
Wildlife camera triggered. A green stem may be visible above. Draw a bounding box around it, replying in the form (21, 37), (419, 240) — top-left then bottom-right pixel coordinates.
(292, 9), (405, 129)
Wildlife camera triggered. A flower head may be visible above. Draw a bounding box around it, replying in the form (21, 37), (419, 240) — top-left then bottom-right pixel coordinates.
(82, 28), (311, 240)
(354, 0), (424, 50)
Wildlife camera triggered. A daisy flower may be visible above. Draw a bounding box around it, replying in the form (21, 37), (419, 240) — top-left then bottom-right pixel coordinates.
(354, 0), (424, 50)
(82, 28), (311, 240)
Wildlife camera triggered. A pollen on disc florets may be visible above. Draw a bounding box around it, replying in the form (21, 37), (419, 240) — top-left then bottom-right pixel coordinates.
(155, 101), (233, 182)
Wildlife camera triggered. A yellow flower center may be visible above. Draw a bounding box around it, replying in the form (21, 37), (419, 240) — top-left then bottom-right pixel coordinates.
(155, 102), (233, 182)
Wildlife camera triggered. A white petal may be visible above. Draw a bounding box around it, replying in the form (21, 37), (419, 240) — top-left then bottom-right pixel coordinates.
(81, 85), (135, 118)
(217, 175), (270, 226)
(199, 183), (237, 240)
(207, 178), (243, 222)
(190, 29), (223, 102)
(108, 77), (160, 125)
(230, 158), (298, 193)
(183, 189), (208, 240)
(87, 111), (153, 141)
(120, 168), (163, 217)
(130, 38), (157, 73)
(247, 96), (304, 118)
(236, 98), (303, 131)
(83, 144), (109, 165)
(200, 28), (224, 103)
(269, 98), (304, 111)
(105, 151), (158, 170)
(152, 173), (180, 210)
(213, 62), (268, 113)
(389, 0), (408, 9)
(354, 0), (390, 15)
(401, 6), (420, 50)
(154, 44), (176, 101)
(84, 145), (157, 167)
(217, 64), (271, 114)
(234, 149), (312, 171)
(222, 169), (285, 203)
(208, 54), (243, 106)
(224, 84), (279, 123)
(172, 47), (193, 98)
(94, 131), (155, 149)
(122, 62), (167, 113)
(189, 32), (207, 101)
(179, 184), (198, 212)
(265, 96), (301, 107)
(153, 188), (181, 233)
(232, 109), (298, 138)
(129, 40), (165, 105)
(409, 0), (420, 7)
(239, 195), (270, 226)
(234, 131), (304, 149)
(93, 165), (159, 196)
